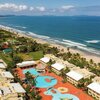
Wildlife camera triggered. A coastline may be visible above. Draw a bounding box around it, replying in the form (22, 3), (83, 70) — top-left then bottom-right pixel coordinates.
(0, 25), (100, 63)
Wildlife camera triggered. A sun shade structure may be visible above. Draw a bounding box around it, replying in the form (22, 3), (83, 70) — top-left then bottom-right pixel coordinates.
(40, 57), (50, 63)
(1, 71), (14, 79)
(66, 71), (83, 81)
(51, 63), (65, 71)
(87, 82), (100, 94)
(10, 83), (26, 93)
(16, 61), (36, 67)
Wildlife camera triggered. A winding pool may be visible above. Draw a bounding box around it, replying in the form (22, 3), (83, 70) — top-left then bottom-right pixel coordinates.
(23, 68), (57, 88)
(35, 76), (57, 88)
(23, 68), (39, 76)
(44, 89), (79, 100)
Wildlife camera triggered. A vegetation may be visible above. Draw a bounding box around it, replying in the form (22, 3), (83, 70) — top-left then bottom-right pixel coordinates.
(25, 72), (36, 86)
(0, 29), (100, 100)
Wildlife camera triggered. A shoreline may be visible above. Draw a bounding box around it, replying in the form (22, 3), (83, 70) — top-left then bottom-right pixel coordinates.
(0, 25), (100, 63)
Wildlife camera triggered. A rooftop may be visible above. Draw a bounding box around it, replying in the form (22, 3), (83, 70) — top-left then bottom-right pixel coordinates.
(10, 83), (26, 93)
(0, 87), (11, 95)
(71, 67), (94, 78)
(1, 71), (14, 79)
(66, 70), (83, 81)
(16, 61), (36, 67)
(40, 57), (50, 63)
(51, 63), (65, 71)
(87, 82), (100, 94)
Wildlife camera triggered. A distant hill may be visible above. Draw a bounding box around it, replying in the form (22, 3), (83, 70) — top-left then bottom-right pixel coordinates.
(0, 15), (15, 17)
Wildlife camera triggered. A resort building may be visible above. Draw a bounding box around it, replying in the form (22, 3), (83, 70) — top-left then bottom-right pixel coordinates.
(92, 76), (100, 83)
(16, 61), (36, 69)
(0, 71), (14, 81)
(9, 83), (26, 96)
(64, 61), (76, 69)
(0, 59), (7, 70)
(0, 82), (26, 100)
(40, 57), (50, 64)
(45, 54), (75, 69)
(51, 63), (65, 75)
(66, 68), (94, 86)
(87, 82), (100, 100)
(66, 70), (84, 86)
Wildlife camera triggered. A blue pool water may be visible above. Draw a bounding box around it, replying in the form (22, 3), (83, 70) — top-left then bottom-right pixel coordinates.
(35, 76), (57, 88)
(23, 68), (39, 76)
(23, 68), (57, 88)
(44, 89), (79, 100)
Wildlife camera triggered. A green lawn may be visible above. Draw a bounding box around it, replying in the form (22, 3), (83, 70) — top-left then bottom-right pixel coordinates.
(17, 53), (33, 61)
(29, 51), (44, 60)
(17, 51), (43, 61)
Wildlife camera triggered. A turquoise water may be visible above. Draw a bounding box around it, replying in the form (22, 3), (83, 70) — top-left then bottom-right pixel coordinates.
(0, 16), (100, 55)
(23, 68), (39, 76)
(23, 68), (57, 88)
(35, 76), (57, 88)
(44, 89), (79, 100)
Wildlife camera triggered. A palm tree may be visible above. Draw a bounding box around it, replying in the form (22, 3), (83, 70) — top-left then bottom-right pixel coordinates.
(89, 59), (94, 64)
(25, 72), (36, 86)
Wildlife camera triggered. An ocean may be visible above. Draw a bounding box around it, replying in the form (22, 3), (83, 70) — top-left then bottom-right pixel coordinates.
(0, 16), (100, 56)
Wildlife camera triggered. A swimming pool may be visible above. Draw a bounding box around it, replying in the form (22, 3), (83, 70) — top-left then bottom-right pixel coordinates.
(44, 89), (79, 100)
(23, 68), (57, 88)
(23, 68), (39, 76)
(35, 76), (57, 88)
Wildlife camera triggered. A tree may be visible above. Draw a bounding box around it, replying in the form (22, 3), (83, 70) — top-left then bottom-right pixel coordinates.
(18, 45), (28, 53)
(35, 95), (42, 100)
(25, 72), (36, 86)
(89, 59), (94, 64)
(13, 55), (23, 64)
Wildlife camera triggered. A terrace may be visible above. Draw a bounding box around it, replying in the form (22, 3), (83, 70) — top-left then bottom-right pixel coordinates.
(15, 62), (93, 100)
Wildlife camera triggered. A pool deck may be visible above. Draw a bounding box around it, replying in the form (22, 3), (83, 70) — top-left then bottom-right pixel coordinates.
(16, 68), (93, 100)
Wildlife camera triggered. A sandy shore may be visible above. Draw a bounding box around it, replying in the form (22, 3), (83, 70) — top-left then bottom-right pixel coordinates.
(1, 26), (100, 63)
(17, 33), (100, 63)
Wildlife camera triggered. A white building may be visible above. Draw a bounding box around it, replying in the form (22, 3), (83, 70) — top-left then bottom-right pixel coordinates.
(0, 59), (7, 70)
(16, 61), (36, 68)
(66, 70), (84, 86)
(40, 57), (50, 64)
(87, 82), (100, 100)
(0, 82), (26, 100)
(51, 63), (65, 74)
(1, 71), (14, 81)
(10, 83), (26, 94)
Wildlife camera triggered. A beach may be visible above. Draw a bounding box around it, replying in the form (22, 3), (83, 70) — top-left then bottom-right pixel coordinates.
(17, 30), (100, 63)
(35, 38), (100, 63)
(0, 25), (100, 63)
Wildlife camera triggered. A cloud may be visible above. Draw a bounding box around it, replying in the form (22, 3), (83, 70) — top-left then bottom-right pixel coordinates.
(0, 3), (28, 12)
(29, 7), (34, 11)
(61, 5), (75, 10)
(36, 6), (46, 12)
(0, 3), (100, 16)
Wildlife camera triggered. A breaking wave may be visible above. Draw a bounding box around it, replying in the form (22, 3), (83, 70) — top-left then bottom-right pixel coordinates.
(86, 40), (100, 44)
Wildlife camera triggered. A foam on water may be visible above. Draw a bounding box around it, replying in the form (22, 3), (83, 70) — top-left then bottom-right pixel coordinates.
(0, 24), (100, 56)
(28, 32), (50, 39)
(86, 40), (100, 44)
(15, 26), (27, 29)
(63, 39), (87, 47)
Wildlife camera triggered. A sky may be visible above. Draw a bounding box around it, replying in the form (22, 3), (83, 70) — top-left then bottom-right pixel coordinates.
(0, 0), (100, 16)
